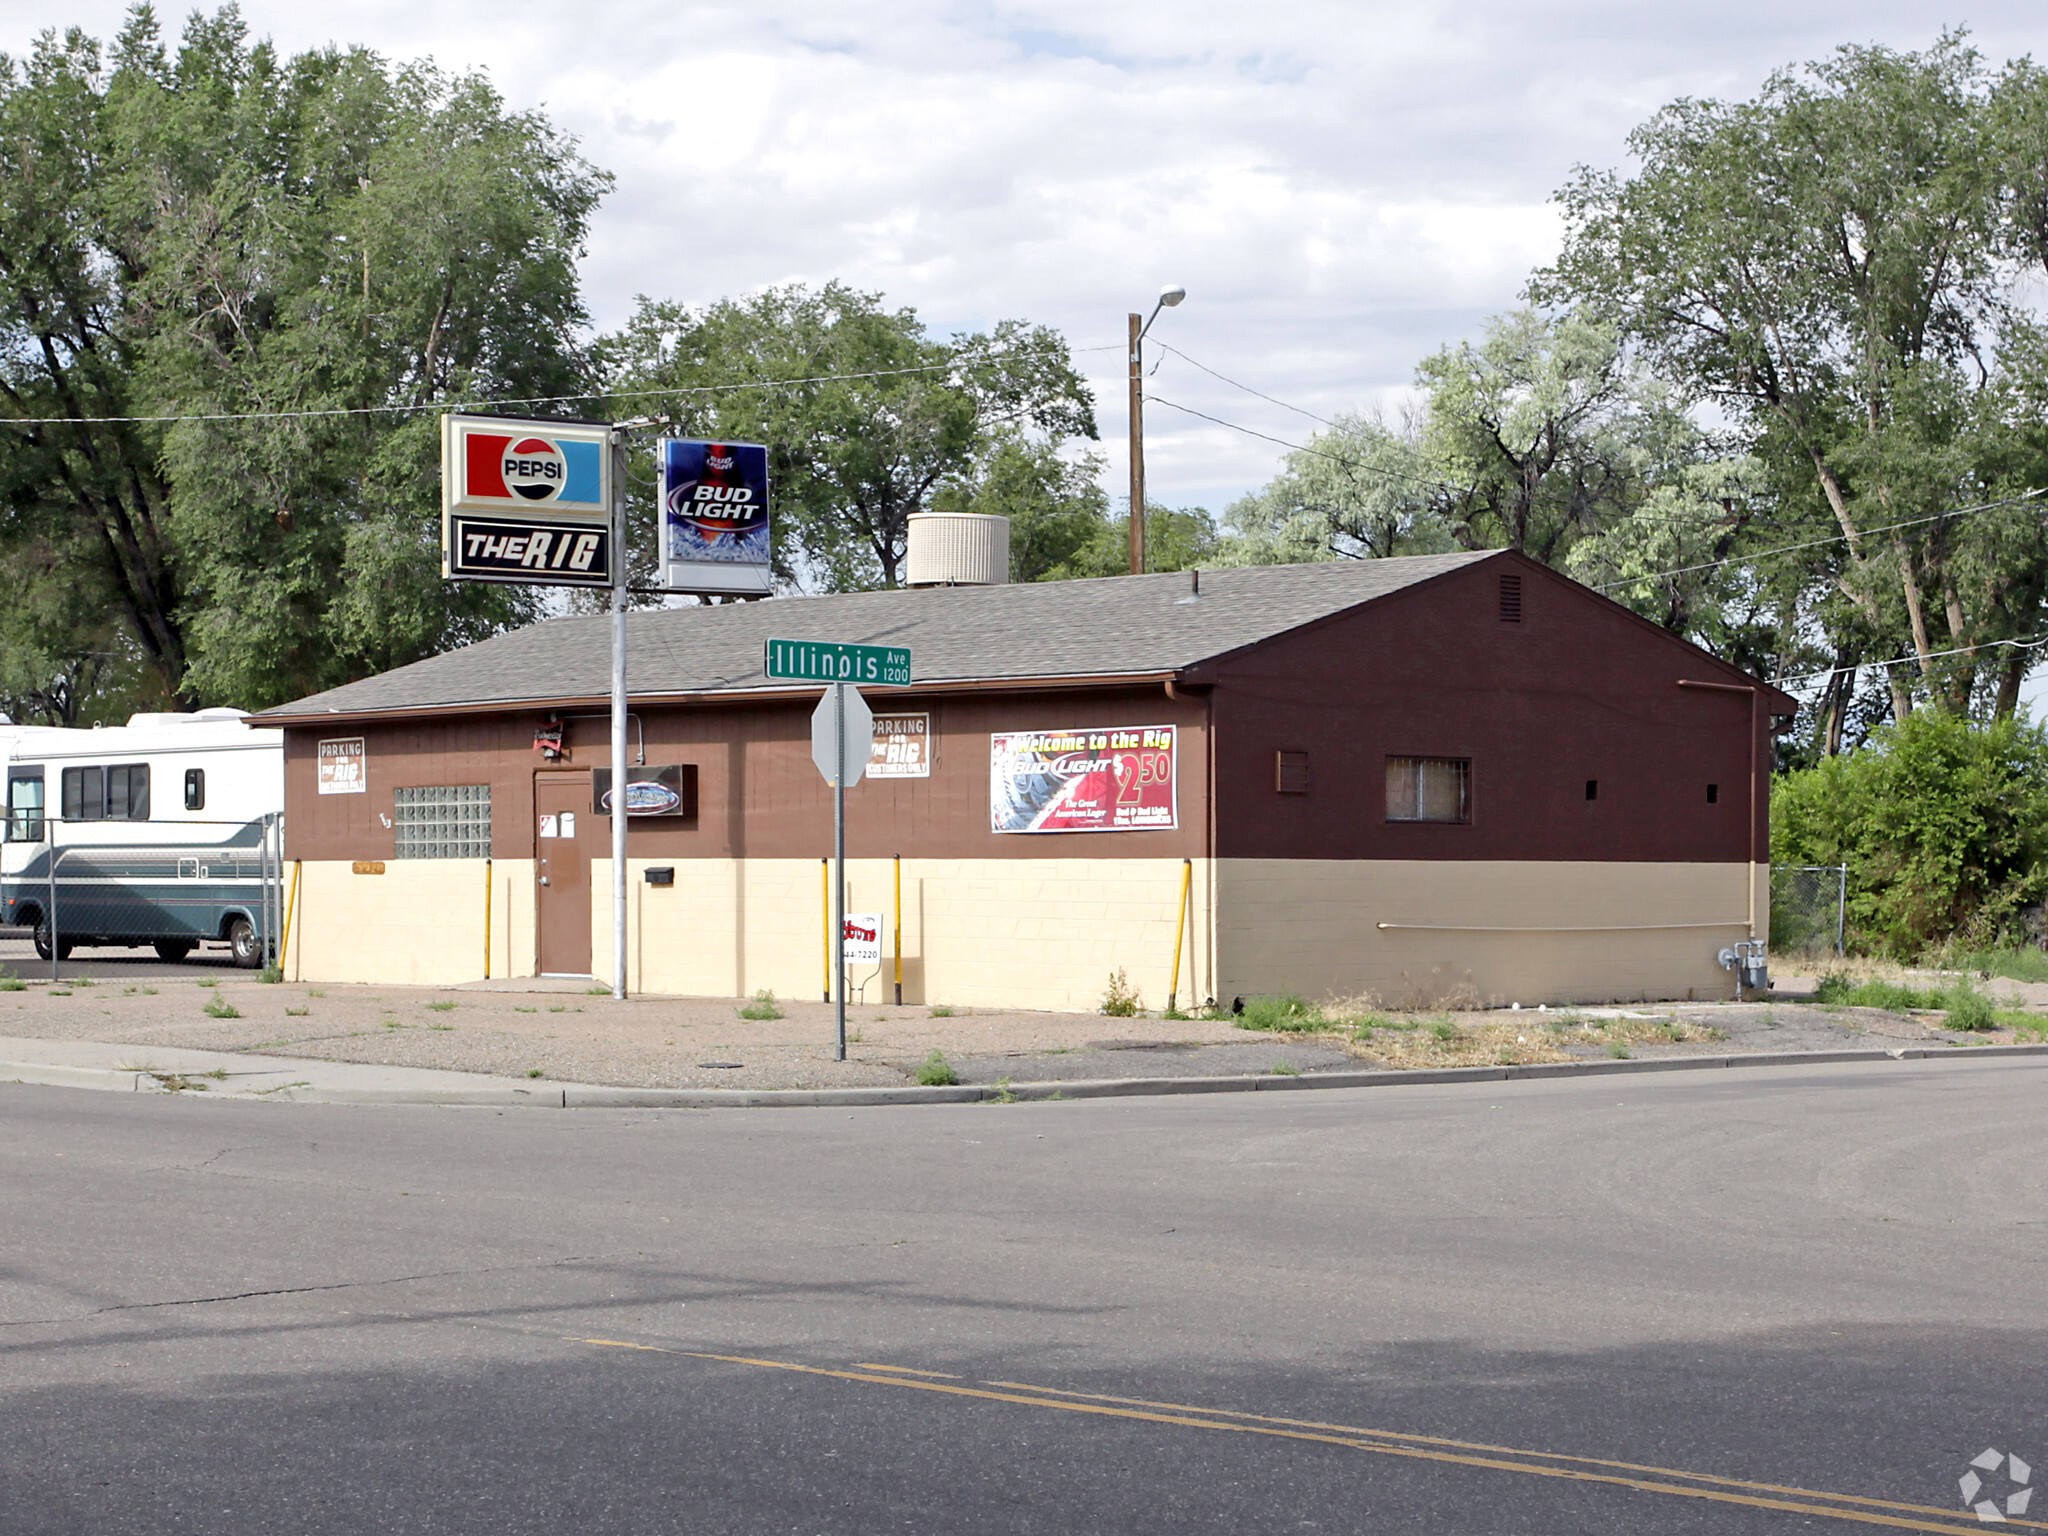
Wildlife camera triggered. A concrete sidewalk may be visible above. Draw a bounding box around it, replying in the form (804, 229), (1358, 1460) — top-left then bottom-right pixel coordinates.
(6, 1031), (2046, 1110)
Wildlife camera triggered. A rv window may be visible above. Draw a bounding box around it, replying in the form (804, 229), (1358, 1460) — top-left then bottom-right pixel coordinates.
(108, 764), (150, 821)
(5, 773), (42, 842)
(62, 766), (105, 821)
(185, 768), (205, 811)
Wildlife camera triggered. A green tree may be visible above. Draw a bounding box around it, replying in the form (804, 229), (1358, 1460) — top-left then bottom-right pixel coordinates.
(603, 283), (1095, 590)
(1772, 710), (2048, 956)
(0, 7), (608, 711)
(1535, 35), (2048, 742)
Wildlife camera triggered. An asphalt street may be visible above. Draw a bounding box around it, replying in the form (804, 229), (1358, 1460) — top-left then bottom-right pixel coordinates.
(1, 1057), (2043, 1534)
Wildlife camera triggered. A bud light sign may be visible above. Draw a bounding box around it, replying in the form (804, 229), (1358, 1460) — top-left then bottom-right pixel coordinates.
(661, 438), (772, 595)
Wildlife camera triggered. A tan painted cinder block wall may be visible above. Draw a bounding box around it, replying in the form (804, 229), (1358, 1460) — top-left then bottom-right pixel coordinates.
(592, 857), (1213, 1015)
(286, 858), (531, 986)
(1214, 859), (1767, 1008)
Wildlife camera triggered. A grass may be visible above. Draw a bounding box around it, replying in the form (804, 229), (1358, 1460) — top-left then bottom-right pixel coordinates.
(988, 1076), (1018, 1104)
(284, 1006), (309, 1017)
(547, 1005), (567, 1014)
(1100, 968), (1141, 1017)
(48, 988), (71, 996)
(196, 978), (218, 989)
(428, 1023), (454, 1031)
(307, 988), (325, 998)
(527, 1068), (544, 1078)
(915, 1049), (959, 1087)
(1231, 995), (1327, 1032)
(202, 996), (240, 1019)
(1607, 1042), (1632, 1059)
(0, 975), (24, 992)
(513, 1006), (537, 1013)
(929, 1004), (955, 1018)
(1428, 1018), (1457, 1042)
(739, 989), (784, 1021)
(1814, 973), (1996, 1029)
(258, 965), (283, 984)
(1994, 1008), (2048, 1041)
(585, 984), (611, 996)
(71, 976), (95, 988)
(1936, 946), (2048, 984)
(139, 986), (157, 996)
(1268, 1060), (1302, 1077)
(426, 999), (457, 1012)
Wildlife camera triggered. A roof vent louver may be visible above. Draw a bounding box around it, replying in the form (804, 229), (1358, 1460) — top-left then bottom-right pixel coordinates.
(1499, 572), (1522, 623)
(906, 513), (1009, 587)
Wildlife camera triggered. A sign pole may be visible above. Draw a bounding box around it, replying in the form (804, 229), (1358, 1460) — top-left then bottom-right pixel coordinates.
(609, 430), (629, 1001)
(833, 681), (847, 1062)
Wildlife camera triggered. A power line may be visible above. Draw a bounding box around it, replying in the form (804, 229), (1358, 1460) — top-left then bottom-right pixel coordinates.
(0, 342), (1122, 430)
(1150, 342), (1344, 428)
(1142, 393), (1450, 493)
(1588, 489), (2046, 593)
(1776, 632), (2048, 689)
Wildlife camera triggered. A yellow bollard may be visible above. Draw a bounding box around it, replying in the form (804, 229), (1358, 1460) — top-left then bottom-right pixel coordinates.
(281, 860), (303, 981)
(893, 853), (903, 1006)
(1167, 857), (1192, 1013)
(821, 856), (831, 1002)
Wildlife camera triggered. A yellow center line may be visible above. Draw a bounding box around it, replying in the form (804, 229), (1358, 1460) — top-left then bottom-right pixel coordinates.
(978, 1378), (2036, 1530)
(573, 1340), (1987, 1534)
(853, 1363), (965, 1379)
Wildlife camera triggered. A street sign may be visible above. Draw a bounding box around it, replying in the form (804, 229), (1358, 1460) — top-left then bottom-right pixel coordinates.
(811, 684), (873, 788)
(765, 638), (911, 687)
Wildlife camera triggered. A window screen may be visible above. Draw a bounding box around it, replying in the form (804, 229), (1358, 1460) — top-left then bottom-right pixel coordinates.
(107, 764), (149, 820)
(1385, 757), (1470, 823)
(6, 773), (42, 842)
(62, 766), (103, 820)
(393, 785), (491, 859)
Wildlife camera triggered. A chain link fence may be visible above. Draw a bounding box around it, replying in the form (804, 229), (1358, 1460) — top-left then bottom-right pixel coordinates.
(1, 816), (283, 981)
(1771, 864), (1847, 959)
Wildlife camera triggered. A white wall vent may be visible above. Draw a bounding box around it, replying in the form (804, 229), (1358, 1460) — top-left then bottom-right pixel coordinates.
(906, 513), (1009, 587)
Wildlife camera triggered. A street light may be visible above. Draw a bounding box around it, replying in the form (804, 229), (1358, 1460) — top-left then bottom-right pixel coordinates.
(1129, 284), (1187, 575)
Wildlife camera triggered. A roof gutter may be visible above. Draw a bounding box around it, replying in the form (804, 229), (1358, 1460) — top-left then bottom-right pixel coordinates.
(252, 669), (1191, 728)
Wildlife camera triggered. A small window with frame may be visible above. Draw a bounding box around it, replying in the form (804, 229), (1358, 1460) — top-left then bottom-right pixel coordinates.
(1275, 750), (1310, 795)
(185, 768), (206, 811)
(1385, 756), (1470, 824)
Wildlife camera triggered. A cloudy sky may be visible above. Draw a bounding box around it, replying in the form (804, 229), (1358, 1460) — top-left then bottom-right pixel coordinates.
(10, 1), (2048, 516)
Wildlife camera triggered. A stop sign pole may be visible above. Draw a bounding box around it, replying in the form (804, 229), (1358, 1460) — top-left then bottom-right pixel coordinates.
(768, 640), (909, 1062)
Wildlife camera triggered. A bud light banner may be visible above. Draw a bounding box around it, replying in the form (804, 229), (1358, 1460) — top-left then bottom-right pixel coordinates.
(990, 725), (1177, 834)
(662, 438), (772, 595)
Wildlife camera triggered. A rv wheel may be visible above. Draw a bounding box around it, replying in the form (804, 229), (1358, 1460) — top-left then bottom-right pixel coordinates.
(32, 920), (75, 962)
(153, 938), (197, 963)
(226, 916), (263, 969)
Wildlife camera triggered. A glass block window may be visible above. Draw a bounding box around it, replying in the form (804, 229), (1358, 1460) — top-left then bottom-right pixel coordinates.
(393, 785), (491, 859)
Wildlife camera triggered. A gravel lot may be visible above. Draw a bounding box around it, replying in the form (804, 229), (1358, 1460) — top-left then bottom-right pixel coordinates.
(0, 955), (2039, 1091)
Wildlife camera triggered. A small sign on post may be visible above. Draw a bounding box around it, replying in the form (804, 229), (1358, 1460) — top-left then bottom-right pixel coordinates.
(777, 640), (913, 1063)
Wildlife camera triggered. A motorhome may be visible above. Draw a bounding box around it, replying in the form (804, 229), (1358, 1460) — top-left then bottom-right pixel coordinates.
(1, 710), (283, 966)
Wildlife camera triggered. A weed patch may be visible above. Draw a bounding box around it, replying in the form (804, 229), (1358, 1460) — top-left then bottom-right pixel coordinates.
(284, 1006), (309, 1017)
(0, 975), (24, 992)
(915, 1049), (959, 1087)
(1814, 972), (1995, 1029)
(1269, 1060), (1302, 1076)
(1233, 995), (1326, 1032)
(203, 996), (240, 1019)
(739, 989), (784, 1021)
(1100, 968), (1141, 1017)
(929, 1004), (955, 1018)
(258, 966), (283, 984)
(425, 1000), (457, 1012)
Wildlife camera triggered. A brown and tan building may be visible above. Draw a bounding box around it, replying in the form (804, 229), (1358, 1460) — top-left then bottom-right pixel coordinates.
(253, 551), (1796, 1011)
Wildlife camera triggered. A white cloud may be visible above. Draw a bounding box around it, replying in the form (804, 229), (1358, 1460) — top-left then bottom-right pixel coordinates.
(9, 0), (2048, 513)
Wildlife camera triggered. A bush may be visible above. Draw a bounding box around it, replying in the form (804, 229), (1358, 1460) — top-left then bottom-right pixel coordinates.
(1100, 969), (1141, 1017)
(915, 1049), (959, 1087)
(1773, 711), (2048, 958)
(1232, 995), (1325, 1032)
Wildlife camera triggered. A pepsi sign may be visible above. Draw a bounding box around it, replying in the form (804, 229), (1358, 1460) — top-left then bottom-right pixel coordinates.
(660, 438), (772, 596)
(441, 413), (609, 515)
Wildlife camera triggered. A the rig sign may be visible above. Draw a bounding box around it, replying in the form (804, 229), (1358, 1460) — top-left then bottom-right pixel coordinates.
(661, 438), (772, 595)
(441, 414), (613, 586)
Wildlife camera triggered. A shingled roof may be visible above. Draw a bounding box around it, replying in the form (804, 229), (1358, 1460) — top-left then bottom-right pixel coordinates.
(255, 551), (1501, 723)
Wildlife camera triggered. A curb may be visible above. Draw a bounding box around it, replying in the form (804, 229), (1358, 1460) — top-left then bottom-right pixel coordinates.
(11, 1041), (2046, 1108)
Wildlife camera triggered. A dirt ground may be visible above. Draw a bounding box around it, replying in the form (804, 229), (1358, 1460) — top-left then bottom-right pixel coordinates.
(0, 963), (2040, 1092)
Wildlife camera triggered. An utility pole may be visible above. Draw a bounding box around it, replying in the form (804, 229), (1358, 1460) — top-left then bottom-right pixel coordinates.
(1126, 285), (1186, 577)
(1128, 310), (1145, 576)
(609, 429), (629, 1000)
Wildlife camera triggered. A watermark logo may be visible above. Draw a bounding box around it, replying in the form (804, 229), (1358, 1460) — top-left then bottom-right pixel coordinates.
(1960, 1448), (2032, 1523)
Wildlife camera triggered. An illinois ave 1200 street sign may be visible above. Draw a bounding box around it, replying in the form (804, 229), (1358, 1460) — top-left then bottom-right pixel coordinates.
(440, 413), (612, 585)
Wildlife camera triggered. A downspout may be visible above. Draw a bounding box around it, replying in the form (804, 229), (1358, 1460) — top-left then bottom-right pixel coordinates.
(1677, 679), (1760, 940)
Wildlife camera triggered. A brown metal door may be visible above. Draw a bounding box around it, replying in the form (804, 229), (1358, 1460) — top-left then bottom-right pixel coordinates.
(535, 774), (593, 975)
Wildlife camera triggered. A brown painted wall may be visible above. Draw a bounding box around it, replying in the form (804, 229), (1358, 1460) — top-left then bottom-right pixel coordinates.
(283, 686), (1210, 864)
(1210, 554), (1779, 863)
